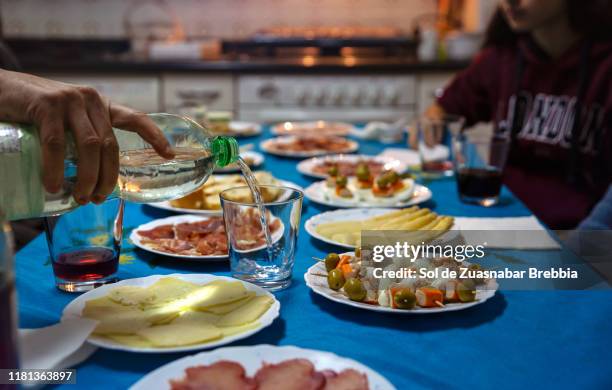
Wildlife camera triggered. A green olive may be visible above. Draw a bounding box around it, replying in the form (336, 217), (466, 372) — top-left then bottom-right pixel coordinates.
(457, 280), (476, 302)
(469, 263), (482, 271)
(393, 288), (416, 309)
(468, 264), (486, 285)
(328, 165), (339, 177)
(325, 253), (340, 272)
(343, 278), (367, 301)
(384, 170), (399, 184)
(354, 247), (362, 259)
(327, 269), (346, 291)
(335, 175), (348, 187)
(376, 176), (390, 188)
(356, 164), (370, 181)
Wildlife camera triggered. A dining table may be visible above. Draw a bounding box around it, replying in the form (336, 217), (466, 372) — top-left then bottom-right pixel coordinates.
(13, 126), (612, 390)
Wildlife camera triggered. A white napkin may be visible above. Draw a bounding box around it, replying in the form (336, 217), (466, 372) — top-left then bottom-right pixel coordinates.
(19, 318), (98, 371)
(418, 141), (449, 163)
(453, 216), (560, 249)
(378, 148), (420, 167)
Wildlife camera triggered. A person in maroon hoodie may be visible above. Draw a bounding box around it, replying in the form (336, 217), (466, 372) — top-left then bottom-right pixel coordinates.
(424, 0), (612, 229)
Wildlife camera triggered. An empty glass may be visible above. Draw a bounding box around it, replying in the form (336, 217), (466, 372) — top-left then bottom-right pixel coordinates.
(453, 131), (510, 207)
(220, 185), (303, 291)
(410, 114), (465, 177)
(43, 198), (124, 292)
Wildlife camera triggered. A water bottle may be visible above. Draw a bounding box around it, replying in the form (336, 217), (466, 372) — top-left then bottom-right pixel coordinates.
(0, 113), (239, 220)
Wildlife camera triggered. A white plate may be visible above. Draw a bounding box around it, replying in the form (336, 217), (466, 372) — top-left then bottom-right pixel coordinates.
(260, 136), (359, 158)
(297, 154), (409, 179)
(62, 274), (280, 353)
(147, 180), (304, 216)
(305, 208), (395, 249)
(130, 214), (284, 260)
(304, 180), (431, 208)
(227, 121), (262, 137)
(130, 344), (395, 390)
(215, 151), (264, 173)
(271, 121), (356, 137)
(305, 208), (459, 249)
(305, 253), (498, 314)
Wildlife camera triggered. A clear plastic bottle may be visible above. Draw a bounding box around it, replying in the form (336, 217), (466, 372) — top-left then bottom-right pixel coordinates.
(0, 113), (239, 220)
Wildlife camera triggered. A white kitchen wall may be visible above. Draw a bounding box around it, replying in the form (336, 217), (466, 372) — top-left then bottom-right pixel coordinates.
(0, 0), (437, 39)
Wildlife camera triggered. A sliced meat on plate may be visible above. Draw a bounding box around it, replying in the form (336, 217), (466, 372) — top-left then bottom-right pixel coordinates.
(322, 369), (369, 390)
(170, 360), (256, 390)
(255, 359), (325, 390)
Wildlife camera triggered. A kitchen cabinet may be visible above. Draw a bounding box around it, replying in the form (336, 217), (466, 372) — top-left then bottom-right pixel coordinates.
(238, 75), (417, 123)
(161, 73), (234, 113)
(39, 73), (161, 113)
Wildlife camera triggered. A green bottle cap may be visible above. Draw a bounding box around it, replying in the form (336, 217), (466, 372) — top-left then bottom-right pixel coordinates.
(211, 136), (239, 167)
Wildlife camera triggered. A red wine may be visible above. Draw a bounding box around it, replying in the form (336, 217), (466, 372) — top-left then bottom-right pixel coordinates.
(52, 247), (118, 282)
(0, 278), (19, 373)
(456, 167), (503, 199)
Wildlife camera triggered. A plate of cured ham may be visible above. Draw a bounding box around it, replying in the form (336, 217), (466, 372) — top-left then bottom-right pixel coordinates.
(130, 212), (283, 260)
(130, 344), (395, 390)
(260, 135), (359, 158)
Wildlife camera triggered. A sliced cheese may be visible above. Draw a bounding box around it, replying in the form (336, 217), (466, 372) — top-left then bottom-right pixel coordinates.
(172, 310), (220, 326)
(198, 291), (256, 314)
(220, 321), (260, 337)
(189, 281), (249, 310)
(107, 278), (201, 309)
(136, 323), (222, 347)
(216, 295), (273, 327)
(104, 334), (154, 348)
(83, 297), (151, 334)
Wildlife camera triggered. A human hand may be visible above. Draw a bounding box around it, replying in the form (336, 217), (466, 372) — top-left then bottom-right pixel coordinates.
(0, 70), (174, 204)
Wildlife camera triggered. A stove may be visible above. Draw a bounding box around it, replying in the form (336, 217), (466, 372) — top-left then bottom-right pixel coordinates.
(235, 26), (419, 123)
(238, 74), (416, 123)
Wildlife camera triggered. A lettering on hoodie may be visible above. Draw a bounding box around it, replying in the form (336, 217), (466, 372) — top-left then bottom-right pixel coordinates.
(498, 93), (605, 155)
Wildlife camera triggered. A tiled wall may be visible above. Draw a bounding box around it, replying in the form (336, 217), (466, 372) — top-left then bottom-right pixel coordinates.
(0, 0), (438, 39)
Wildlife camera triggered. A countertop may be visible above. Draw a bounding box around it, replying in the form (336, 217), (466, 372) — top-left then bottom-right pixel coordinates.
(6, 38), (470, 74)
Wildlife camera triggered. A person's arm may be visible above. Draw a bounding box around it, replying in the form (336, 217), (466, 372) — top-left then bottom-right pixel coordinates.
(409, 48), (500, 148)
(0, 69), (174, 205)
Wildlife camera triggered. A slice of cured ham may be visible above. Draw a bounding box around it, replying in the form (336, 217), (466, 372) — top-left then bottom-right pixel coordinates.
(170, 360), (256, 390)
(254, 359), (325, 390)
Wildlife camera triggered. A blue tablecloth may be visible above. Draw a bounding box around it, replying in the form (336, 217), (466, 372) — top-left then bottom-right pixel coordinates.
(14, 128), (612, 389)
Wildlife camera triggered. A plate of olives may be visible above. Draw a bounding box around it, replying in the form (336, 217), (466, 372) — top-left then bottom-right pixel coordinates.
(305, 251), (498, 314)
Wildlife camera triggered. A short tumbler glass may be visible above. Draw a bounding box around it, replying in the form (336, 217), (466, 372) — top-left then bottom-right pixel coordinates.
(44, 198), (124, 292)
(453, 132), (510, 207)
(220, 185), (303, 291)
(411, 114), (465, 177)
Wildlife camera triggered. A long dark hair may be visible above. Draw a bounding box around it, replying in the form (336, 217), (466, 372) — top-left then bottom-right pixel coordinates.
(484, 0), (612, 47)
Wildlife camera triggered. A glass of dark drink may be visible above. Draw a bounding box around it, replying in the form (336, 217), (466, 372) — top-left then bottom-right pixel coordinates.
(453, 131), (510, 206)
(43, 198), (124, 292)
(410, 114), (465, 177)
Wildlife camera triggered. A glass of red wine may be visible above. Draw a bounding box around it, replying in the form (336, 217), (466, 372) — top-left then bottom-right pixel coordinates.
(410, 114), (465, 177)
(453, 131), (510, 207)
(43, 198), (124, 292)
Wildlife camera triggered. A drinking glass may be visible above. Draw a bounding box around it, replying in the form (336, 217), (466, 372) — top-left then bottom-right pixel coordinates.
(43, 198), (124, 292)
(453, 131), (510, 207)
(220, 185), (303, 291)
(410, 114), (465, 177)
